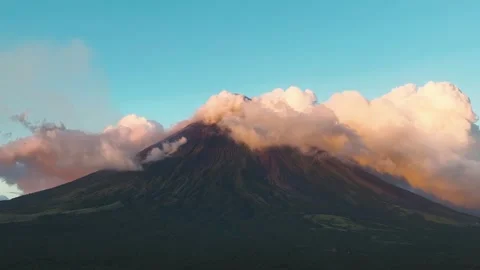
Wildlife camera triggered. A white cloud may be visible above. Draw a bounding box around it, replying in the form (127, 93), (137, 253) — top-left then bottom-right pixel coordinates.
(144, 137), (188, 163)
(0, 178), (23, 200)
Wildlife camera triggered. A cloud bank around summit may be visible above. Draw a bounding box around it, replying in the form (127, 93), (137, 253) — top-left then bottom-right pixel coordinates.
(0, 40), (479, 211)
(193, 82), (480, 209)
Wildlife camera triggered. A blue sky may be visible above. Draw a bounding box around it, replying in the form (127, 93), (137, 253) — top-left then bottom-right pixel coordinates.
(1, 0), (479, 128)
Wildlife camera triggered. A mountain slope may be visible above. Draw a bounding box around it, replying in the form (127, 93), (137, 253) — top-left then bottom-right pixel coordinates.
(1, 122), (475, 225)
(1, 122), (480, 270)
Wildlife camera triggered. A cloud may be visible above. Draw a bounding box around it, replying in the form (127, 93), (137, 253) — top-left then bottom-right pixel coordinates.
(194, 89), (366, 156)
(0, 40), (120, 139)
(0, 40), (191, 196)
(143, 137), (188, 163)
(193, 82), (480, 209)
(324, 82), (479, 208)
(0, 179), (23, 200)
(0, 114), (169, 194)
(0, 40), (164, 195)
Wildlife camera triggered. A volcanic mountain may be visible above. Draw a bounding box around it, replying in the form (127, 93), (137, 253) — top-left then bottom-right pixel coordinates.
(1, 122), (480, 270)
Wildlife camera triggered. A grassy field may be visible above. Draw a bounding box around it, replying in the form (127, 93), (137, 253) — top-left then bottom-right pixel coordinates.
(1, 206), (480, 270)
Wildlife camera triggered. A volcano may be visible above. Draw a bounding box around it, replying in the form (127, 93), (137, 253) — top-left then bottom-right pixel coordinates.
(1, 122), (480, 270)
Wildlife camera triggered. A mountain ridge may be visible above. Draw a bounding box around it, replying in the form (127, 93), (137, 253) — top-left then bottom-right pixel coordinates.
(2, 121), (480, 269)
(1, 122), (476, 225)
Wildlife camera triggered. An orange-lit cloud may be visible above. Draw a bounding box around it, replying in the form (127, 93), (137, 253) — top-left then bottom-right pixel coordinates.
(193, 82), (480, 209)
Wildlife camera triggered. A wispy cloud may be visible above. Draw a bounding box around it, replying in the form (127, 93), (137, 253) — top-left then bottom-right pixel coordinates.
(0, 40), (120, 137)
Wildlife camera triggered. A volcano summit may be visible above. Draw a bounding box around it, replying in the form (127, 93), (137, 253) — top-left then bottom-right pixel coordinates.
(1, 121), (480, 270)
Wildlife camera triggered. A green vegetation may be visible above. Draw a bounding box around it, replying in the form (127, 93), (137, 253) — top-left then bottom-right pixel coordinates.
(1, 208), (480, 270)
(391, 205), (460, 226)
(0, 201), (123, 224)
(420, 212), (459, 225)
(304, 214), (365, 231)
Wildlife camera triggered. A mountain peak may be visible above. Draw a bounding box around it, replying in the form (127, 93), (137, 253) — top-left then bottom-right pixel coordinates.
(232, 93), (252, 102)
(3, 121), (477, 226)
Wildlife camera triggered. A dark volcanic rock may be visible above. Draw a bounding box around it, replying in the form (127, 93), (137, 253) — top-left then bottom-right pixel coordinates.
(2, 122), (475, 224)
(1, 122), (480, 270)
